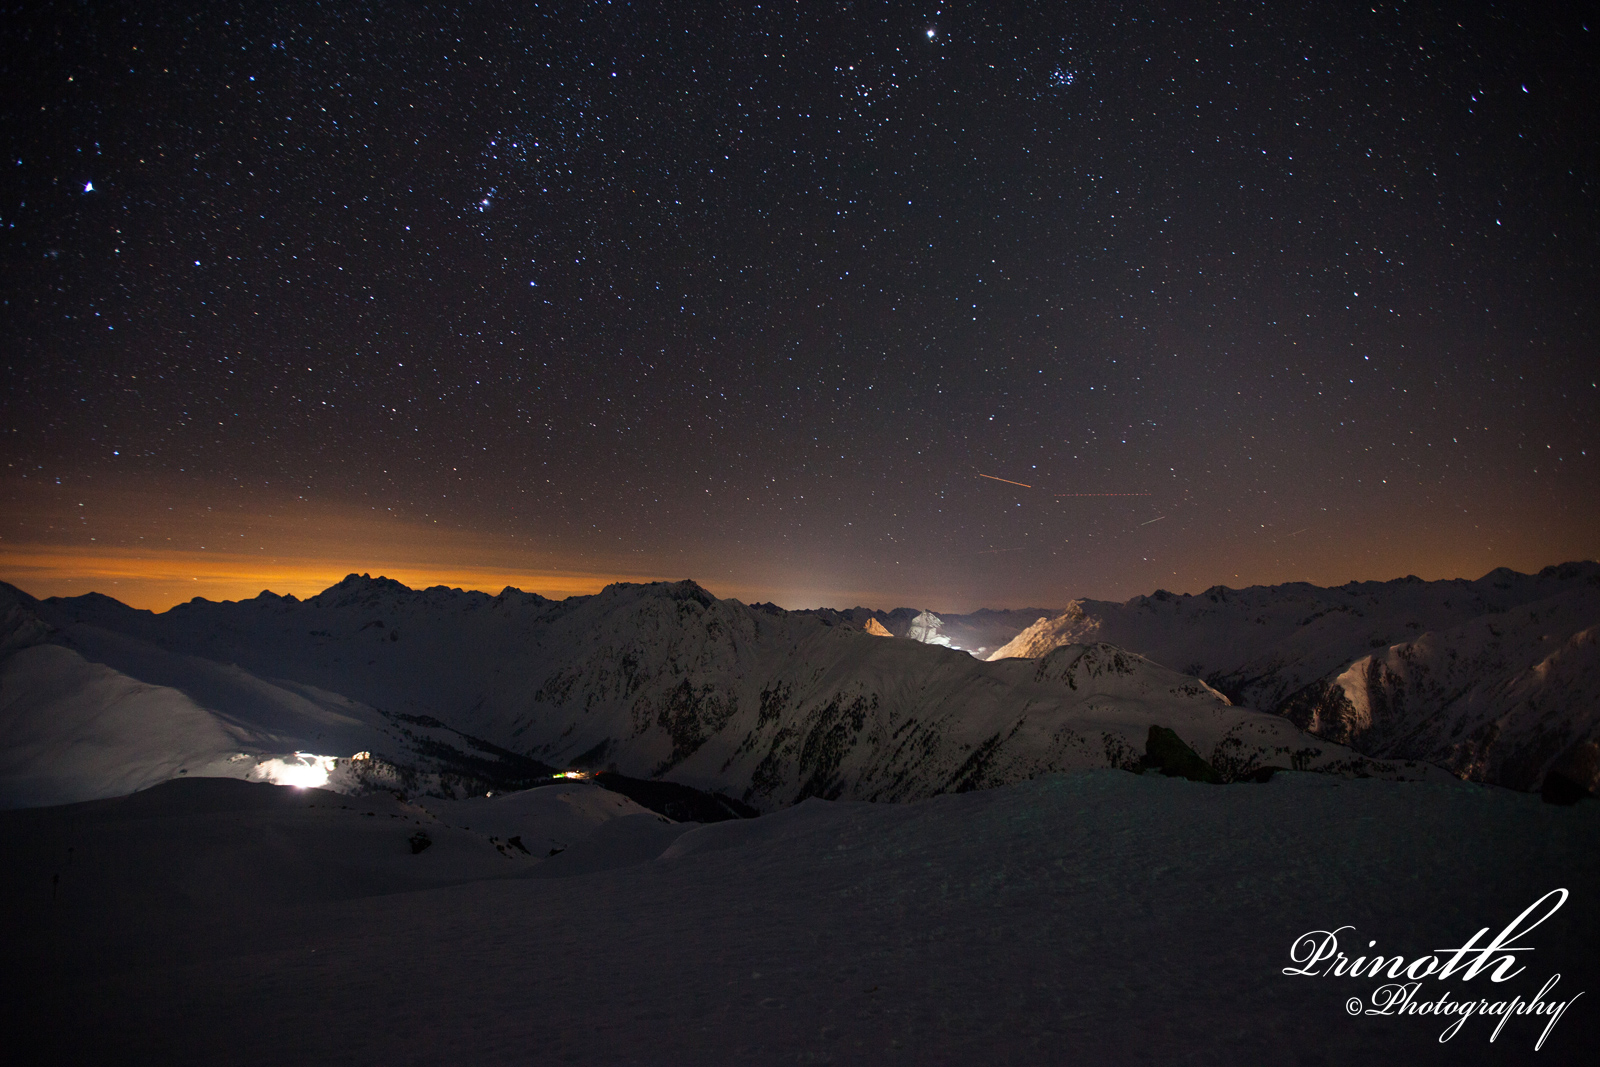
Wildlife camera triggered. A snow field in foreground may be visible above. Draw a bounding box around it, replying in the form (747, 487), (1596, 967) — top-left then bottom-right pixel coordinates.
(1, 770), (1594, 1065)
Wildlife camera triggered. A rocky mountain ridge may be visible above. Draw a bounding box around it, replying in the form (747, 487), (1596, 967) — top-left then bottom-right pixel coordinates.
(987, 562), (1600, 792)
(0, 575), (1441, 808)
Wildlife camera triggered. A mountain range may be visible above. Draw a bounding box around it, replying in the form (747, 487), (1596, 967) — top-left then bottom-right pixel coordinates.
(0, 570), (1476, 810)
(987, 561), (1600, 793)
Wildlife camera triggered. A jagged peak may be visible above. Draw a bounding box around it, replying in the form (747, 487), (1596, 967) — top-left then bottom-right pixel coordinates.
(332, 572), (414, 593)
(598, 578), (717, 607)
(299, 573), (422, 611)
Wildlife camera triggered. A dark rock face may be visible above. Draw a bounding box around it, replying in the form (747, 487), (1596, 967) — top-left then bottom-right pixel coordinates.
(1142, 726), (1222, 785)
(408, 831), (432, 854)
(1541, 741), (1599, 805)
(593, 772), (756, 823)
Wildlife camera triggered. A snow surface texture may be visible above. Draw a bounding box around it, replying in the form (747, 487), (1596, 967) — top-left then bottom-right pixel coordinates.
(0, 577), (1444, 809)
(2, 771), (1593, 1064)
(426, 778), (672, 860)
(988, 563), (1600, 792)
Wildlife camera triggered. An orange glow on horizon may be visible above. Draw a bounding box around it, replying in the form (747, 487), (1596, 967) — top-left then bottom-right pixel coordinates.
(0, 476), (682, 609)
(4, 472), (1593, 615)
(0, 543), (661, 610)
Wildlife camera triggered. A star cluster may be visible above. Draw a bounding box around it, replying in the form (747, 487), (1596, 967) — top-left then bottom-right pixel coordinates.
(2, 1), (1596, 609)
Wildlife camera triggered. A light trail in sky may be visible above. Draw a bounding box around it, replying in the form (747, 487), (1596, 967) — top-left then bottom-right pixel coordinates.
(977, 473), (1033, 489)
(972, 470), (1152, 495)
(976, 473), (1150, 497)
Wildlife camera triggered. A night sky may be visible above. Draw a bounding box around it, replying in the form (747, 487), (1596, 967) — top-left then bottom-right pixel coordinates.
(2, 1), (1596, 611)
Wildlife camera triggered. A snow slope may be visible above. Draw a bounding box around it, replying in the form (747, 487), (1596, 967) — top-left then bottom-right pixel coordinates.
(2, 770), (1592, 1065)
(424, 779), (675, 859)
(2, 576), (1440, 809)
(0, 643), (256, 808)
(987, 563), (1600, 791)
(0, 582), (415, 807)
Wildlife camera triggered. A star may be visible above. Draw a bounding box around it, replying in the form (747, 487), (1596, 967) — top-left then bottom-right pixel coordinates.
(2, 2), (1589, 610)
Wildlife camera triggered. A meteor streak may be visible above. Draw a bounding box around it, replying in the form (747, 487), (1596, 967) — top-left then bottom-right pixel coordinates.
(975, 473), (1149, 496)
(1138, 515), (1167, 526)
(977, 473), (1033, 488)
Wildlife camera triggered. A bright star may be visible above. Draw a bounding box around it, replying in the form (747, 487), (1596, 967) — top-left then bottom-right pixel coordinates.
(83, 181), (93, 192)
(926, 28), (936, 39)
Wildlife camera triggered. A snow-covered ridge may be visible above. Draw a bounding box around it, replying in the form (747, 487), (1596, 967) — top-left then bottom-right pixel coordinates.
(987, 562), (1600, 792)
(0, 575), (1442, 809)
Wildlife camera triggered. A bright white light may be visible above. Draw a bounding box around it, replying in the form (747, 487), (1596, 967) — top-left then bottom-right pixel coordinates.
(926, 28), (936, 39)
(254, 752), (336, 789)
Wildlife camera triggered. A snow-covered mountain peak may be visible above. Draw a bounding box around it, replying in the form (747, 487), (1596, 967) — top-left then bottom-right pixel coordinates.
(986, 562), (1600, 792)
(599, 577), (715, 603)
(306, 572), (463, 611)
